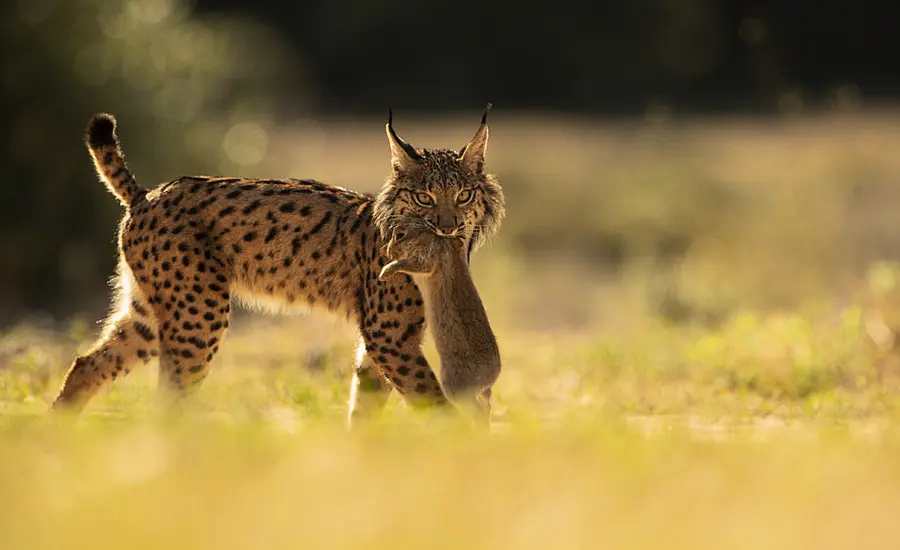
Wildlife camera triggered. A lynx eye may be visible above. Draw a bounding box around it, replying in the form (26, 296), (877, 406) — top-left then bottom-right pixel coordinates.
(456, 189), (475, 205)
(412, 191), (435, 207)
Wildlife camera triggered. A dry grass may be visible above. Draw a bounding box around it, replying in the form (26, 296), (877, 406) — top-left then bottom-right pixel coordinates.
(3, 112), (900, 549)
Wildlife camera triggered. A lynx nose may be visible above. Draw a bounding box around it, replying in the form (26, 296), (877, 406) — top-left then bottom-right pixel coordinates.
(434, 216), (458, 236)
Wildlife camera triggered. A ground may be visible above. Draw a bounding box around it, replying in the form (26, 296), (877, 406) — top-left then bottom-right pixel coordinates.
(3, 113), (900, 549)
(2, 291), (900, 549)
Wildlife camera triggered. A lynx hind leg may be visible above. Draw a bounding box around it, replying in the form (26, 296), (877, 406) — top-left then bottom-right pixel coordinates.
(347, 338), (392, 428)
(150, 270), (232, 400)
(52, 275), (159, 414)
(379, 258), (434, 281)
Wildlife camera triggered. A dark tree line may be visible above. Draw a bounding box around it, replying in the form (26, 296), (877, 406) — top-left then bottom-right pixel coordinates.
(197, 0), (900, 114)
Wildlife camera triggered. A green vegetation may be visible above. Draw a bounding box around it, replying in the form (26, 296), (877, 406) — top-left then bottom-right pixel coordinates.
(2, 309), (900, 550)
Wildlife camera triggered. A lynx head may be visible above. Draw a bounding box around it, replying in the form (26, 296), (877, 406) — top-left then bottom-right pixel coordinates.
(373, 105), (505, 259)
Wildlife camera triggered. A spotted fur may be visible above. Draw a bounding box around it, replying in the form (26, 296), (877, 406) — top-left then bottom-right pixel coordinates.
(52, 109), (505, 426)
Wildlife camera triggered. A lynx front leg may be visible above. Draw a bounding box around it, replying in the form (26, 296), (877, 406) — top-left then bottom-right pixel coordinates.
(347, 339), (393, 427)
(360, 327), (448, 410)
(360, 286), (448, 410)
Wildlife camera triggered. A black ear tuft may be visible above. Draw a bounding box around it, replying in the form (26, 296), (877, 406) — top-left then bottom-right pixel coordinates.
(481, 102), (493, 126)
(458, 105), (491, 169)
(386, 108), (422, 163)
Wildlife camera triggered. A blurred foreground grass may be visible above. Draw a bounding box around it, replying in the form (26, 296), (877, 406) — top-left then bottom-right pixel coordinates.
(2, 413), (900, 550)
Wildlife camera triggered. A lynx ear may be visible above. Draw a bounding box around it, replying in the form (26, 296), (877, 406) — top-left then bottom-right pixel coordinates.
(458, 103), (491, 173)
(386, 108), (421, 173)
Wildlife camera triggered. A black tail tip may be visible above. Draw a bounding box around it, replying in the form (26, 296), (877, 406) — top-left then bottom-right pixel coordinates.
(86, 113), (118, 149)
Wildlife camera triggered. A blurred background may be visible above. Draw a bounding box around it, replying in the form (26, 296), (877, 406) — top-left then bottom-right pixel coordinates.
(2, 0), (900, 332)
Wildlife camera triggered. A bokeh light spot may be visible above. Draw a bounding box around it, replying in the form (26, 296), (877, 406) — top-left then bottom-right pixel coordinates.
(127, 0), (176, 24)
(97, 4), (136, 39)
(122, 52), (163, 91)
(223, 123), (269, 166)
(153, 78), (204, 122)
